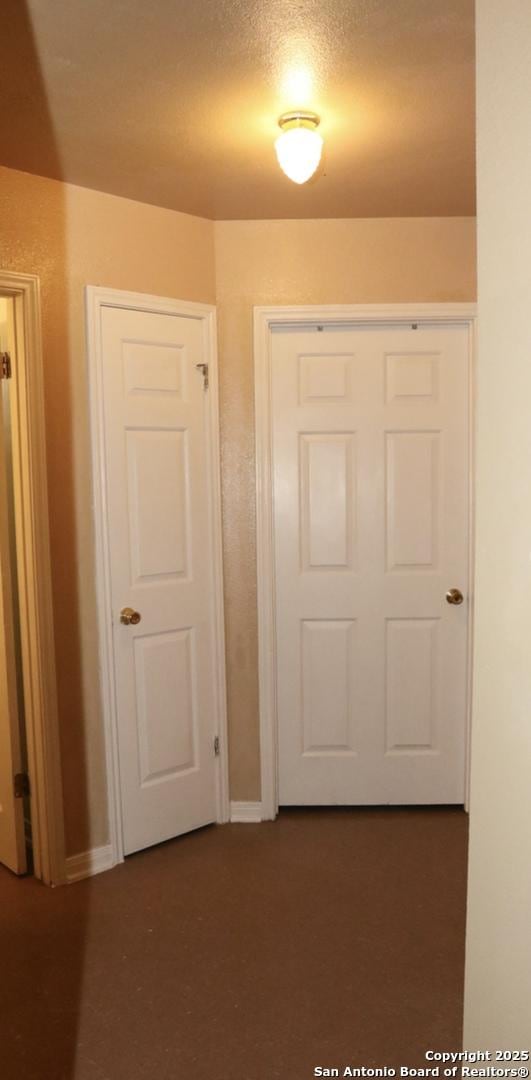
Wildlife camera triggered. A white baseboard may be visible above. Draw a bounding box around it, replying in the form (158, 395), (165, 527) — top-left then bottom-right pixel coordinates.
(65, 843), (115, 883)
(65, 806), (264, 879)
(230, 800), (263, 823)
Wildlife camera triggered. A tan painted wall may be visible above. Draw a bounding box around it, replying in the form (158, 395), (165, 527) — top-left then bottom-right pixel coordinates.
(464, 0), (531, 1045)
(214, 217), (477, 799)
(0, 165), (216, 855)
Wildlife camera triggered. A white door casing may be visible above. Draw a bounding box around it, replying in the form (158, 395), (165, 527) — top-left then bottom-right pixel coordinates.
(87, 289), (229, 863)
(0, 274), (64, 885)
(255, 305), (476, 818)
(0, 390), (26, 874)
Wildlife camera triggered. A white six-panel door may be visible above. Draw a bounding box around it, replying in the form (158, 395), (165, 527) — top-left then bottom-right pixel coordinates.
(100, 304), (219, 855)
(271, 322), (469, 805)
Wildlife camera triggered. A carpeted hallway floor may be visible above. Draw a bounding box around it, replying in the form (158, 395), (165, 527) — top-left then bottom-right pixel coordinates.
(1, 808), (468, 1080)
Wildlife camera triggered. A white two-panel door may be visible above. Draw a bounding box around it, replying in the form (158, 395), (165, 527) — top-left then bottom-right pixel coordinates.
(100, 304), (219, 855)
(272, 322), (469, 805)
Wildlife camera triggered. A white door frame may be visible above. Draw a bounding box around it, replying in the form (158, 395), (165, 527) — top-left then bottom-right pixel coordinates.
(254, 303), (477, 821)
(86, 286), (230, 869)
(0, 270), (66, 885)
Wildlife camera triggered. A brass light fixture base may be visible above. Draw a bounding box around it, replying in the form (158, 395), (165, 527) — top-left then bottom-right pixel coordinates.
(278, 111), (320, 132)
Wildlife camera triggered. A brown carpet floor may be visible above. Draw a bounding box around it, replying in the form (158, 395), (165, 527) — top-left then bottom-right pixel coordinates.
(0, 808), (468, 1080)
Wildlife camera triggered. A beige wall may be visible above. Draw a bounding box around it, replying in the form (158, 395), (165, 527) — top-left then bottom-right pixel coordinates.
(0, 165), (215, 855)
(215, 217), (477, 799)
(464, 0), (531, 1045)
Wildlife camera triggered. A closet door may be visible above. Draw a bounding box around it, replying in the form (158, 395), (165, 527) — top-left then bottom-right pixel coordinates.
(272, 323), (469, 804)
(100, 303), (219, 854)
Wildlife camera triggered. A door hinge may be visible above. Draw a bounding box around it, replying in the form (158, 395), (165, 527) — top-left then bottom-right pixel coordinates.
(1, 352), (12, 380)
(196, 363), (209, 390)
(214, 735), (220, 757)
(14, 772), (30, 799)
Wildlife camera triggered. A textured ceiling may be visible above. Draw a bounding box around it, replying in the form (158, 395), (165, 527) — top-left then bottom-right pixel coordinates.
(1, 0), (475, 220)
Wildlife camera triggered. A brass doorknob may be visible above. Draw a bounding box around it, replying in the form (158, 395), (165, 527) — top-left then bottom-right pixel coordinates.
(120, 607), (141, 625)
(446, 588), (464, 606)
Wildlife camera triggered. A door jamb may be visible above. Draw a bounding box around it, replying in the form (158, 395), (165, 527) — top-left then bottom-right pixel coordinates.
(254, 303), (477, 820)
(0, 270), (66, 884)
(86, 286), (230, 869)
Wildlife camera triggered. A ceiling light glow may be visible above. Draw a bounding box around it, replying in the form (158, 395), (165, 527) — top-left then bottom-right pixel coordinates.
(275, 112), (323, 185)
(281, 66), (314, 103)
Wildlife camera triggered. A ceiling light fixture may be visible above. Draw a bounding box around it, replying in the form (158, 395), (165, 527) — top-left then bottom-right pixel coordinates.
(275, 111), (323, 185)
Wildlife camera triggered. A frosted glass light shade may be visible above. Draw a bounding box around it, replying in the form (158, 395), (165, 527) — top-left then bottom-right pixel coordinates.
(275, 125), (323, 184)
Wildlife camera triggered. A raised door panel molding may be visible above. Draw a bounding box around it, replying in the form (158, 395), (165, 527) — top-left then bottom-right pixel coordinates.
(299, 353), (354, 403)
(134, 629), (198, 785)
(123, 341), (185, 397)
(385, 351), (439, 403)
(385, 618), (439, 754)
(386, 430), (440, 572)
(301, 619), (357, 755)
(299, 432), (356, 571)
(126, 428), (189, 582)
